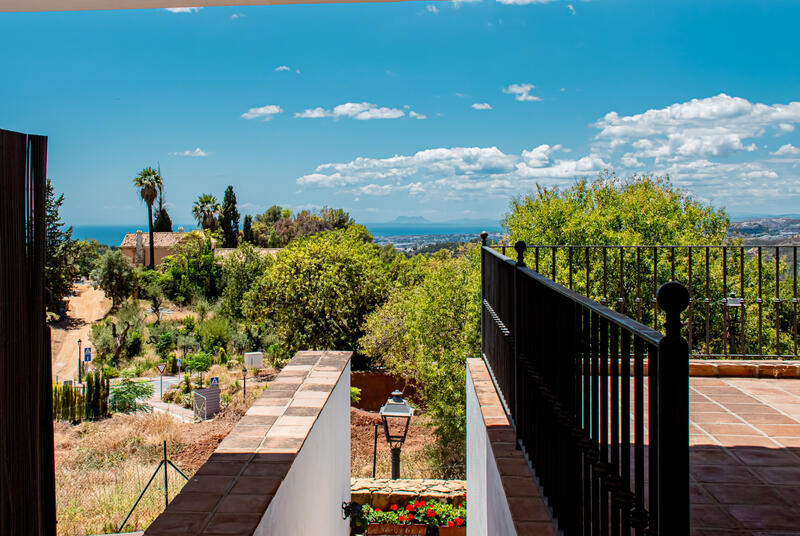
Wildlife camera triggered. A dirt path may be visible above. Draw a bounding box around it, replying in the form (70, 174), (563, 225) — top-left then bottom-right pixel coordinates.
(50, 283), (111, 382)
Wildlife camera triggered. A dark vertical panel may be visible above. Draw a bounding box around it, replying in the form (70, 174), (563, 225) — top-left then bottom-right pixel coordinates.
(0, 129), (55, 536)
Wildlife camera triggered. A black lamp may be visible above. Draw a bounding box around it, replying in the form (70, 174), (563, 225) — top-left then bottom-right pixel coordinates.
(379, 390), (414, 479)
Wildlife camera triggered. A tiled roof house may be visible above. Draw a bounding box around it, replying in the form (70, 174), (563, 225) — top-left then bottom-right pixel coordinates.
(119, 227), (203, 267)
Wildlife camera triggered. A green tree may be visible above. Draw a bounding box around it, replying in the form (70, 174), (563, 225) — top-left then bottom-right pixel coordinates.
(256, 205), (284, 226)
(192, 194), (221, 231)
(219, 185), (240, 248)
(109, 379), (154, 414)
(89, 301), (144, 365)
(360, 248), (480, 471)
(152, 169), (173, 232)
(243, 227), (389, 360)
(242, 214), (253, 243)
(184, 351), (213, 373)
(159, 232), (221, 304)
(44, 179), (78, 312)
(91, 249), (137, 308)
(503, 173), (728, 246)
(220, 243), (271, 318)
(320, 206), (355, 229)
(132, 167), (163, 270)
(73, 239), (111, 279)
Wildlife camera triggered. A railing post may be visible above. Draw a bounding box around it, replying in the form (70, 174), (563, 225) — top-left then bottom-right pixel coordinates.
(655, 281), (690, 535)
(513, 241), (526, 449)
(480, 231), (488, 361)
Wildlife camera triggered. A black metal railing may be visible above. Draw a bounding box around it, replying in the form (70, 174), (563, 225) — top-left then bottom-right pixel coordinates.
(481, 235), (690, 535)
(492, 243), (799, 358)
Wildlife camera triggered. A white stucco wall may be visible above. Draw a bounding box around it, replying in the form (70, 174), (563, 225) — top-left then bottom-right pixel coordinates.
(255, 362), (351, 536)
(466, 362), (516, 536)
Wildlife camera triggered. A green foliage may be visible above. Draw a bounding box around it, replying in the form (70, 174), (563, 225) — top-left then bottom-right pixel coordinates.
(243, 227), (390, 360)
(220, 243), (272, 318)
(45, 180), (78, 311)
(319, 206), (355, 229)
(219, 185), (240, 248)
(153, 207), (172, 232)
(89, 301), (144, 366)
(503, 173), (729, 246)
(91, 249), (137, 308)
(196, 316), (233, 353)
(159, 232), (221, 304)
(184, 351), (213, 373)
(242, 214), (253, 243)
(109, 378), (154, 414)
(250, 206), (355, 248)
(360, 247), (480, 456)
(350, 386), (362, 404)
(53, 372), (110, 422)
(74, 239), (113, 279)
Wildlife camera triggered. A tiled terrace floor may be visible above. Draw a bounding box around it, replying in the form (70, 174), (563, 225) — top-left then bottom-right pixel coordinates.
(690, 377), (800, 535)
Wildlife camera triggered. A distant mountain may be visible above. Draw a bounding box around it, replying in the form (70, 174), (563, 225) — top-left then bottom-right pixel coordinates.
(729, 217), (800, 241)
(391, 216), (432, 224)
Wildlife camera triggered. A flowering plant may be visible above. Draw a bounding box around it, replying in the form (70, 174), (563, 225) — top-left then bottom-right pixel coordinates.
(359, 498), (467, 528)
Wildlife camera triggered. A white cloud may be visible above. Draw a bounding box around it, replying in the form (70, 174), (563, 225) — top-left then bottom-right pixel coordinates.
(472, 102), (493, 110)
(773, 144), (800, 156)
(567, 4), (576, 14)
(296, 144), (603, 201)
(595, 93), (800, 162)
(503, 83), (541, 102)
(230, 13), (246, 19)
(169, 147), (208, 157)
(409, 111), (427, 120)
(165, 7), (201, 13)
(426, 4), (440, 13)
(275, 65), (291, 72)
(294, 102), (406, 120)
(241, 105), (284, 121)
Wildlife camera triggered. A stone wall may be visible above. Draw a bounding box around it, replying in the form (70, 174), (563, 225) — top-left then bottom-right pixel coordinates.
(350, 478), (466, 510)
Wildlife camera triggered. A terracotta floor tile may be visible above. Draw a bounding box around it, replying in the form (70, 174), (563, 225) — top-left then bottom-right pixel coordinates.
(725, 404), (779, 415)
(755, 424), (800, 437)
(773, 436), (800, 448)
(752, 466), (800, 485)
(691, 504), (739, 529)
(729, 447), (800, 466)
(691, 464), (756, 484)
(714, 435), (781, 448)
(693, 412), (746, 424)
(727, 504), (800, 530)
(704, 484), (789, 505)
(691, 447), (738, 465)
(702, 423), (762, 436)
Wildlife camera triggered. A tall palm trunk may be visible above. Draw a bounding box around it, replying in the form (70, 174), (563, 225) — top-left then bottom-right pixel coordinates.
(147, 202), (155, 270)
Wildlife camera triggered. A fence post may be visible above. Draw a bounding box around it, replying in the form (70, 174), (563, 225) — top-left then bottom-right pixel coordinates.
(480, 231), (488, 361)
(513, 241), (527, 449)
(655, 281), (690, 535)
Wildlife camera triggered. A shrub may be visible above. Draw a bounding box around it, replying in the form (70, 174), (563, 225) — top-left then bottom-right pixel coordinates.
(109, 379), (154, 414)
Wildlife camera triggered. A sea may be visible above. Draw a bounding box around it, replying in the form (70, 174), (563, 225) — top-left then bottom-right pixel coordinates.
(71, 222), (503, 247)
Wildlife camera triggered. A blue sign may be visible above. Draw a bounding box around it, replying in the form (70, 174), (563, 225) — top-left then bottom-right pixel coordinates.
(84, 347), (92, 362)
(176, 358), (182, 368)
(210, 376), (219, 386)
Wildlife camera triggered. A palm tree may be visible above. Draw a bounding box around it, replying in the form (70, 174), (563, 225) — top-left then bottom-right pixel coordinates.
(132, 167), (163, 270)
(192, 194), (221, 231)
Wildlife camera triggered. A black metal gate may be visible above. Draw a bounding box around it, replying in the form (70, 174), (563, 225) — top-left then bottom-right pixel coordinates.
(0, 128), (56, 535)
(480, 235), (690, 535)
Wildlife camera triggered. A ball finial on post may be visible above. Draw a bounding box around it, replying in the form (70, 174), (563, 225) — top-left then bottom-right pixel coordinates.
(480, 231), (488, 246)
(656, 281), (690, 338)
(514, 241), (527, 267)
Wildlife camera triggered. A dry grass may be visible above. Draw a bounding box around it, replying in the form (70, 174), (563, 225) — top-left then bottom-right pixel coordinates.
(54, 413), (228, 536)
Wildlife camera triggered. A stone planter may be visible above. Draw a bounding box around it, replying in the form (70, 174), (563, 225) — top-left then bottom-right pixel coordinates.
(366, 524), (428, 535)
(437, 526), (466, 536)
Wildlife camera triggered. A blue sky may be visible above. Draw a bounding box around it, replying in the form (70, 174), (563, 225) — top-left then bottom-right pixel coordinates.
(1, 0), (799, 226)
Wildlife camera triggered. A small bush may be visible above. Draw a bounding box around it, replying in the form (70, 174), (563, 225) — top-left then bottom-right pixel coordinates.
(109, 379), (154, 414)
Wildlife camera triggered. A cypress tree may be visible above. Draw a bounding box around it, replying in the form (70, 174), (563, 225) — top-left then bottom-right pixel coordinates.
(242, 214), (253, 244)
(219, 185), (240, 248)
(85, 374), (94, 419)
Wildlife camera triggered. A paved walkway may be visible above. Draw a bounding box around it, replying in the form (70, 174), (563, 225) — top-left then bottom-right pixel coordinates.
(689, 377), (800, 535)
(145, 375), (195, 422)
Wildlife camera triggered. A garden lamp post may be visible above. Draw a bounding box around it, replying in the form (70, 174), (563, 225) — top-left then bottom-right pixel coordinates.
(77, 338), (82, 383)
(379, 390), (414, 479)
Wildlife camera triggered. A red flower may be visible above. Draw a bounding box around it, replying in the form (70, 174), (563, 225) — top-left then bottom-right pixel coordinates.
(390, 505), (398, 511)
(455, 517), (464, 526)
(375, 509), (381, 512)
(398, 515), (406, 522)
(414, 500), (421, 509)
(447, 521), (455, 527)
(408, 513), (414, 520)
(419, 500), (426, 507)
(406, 504), (414, 511)
(426, 508), (436, 518)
